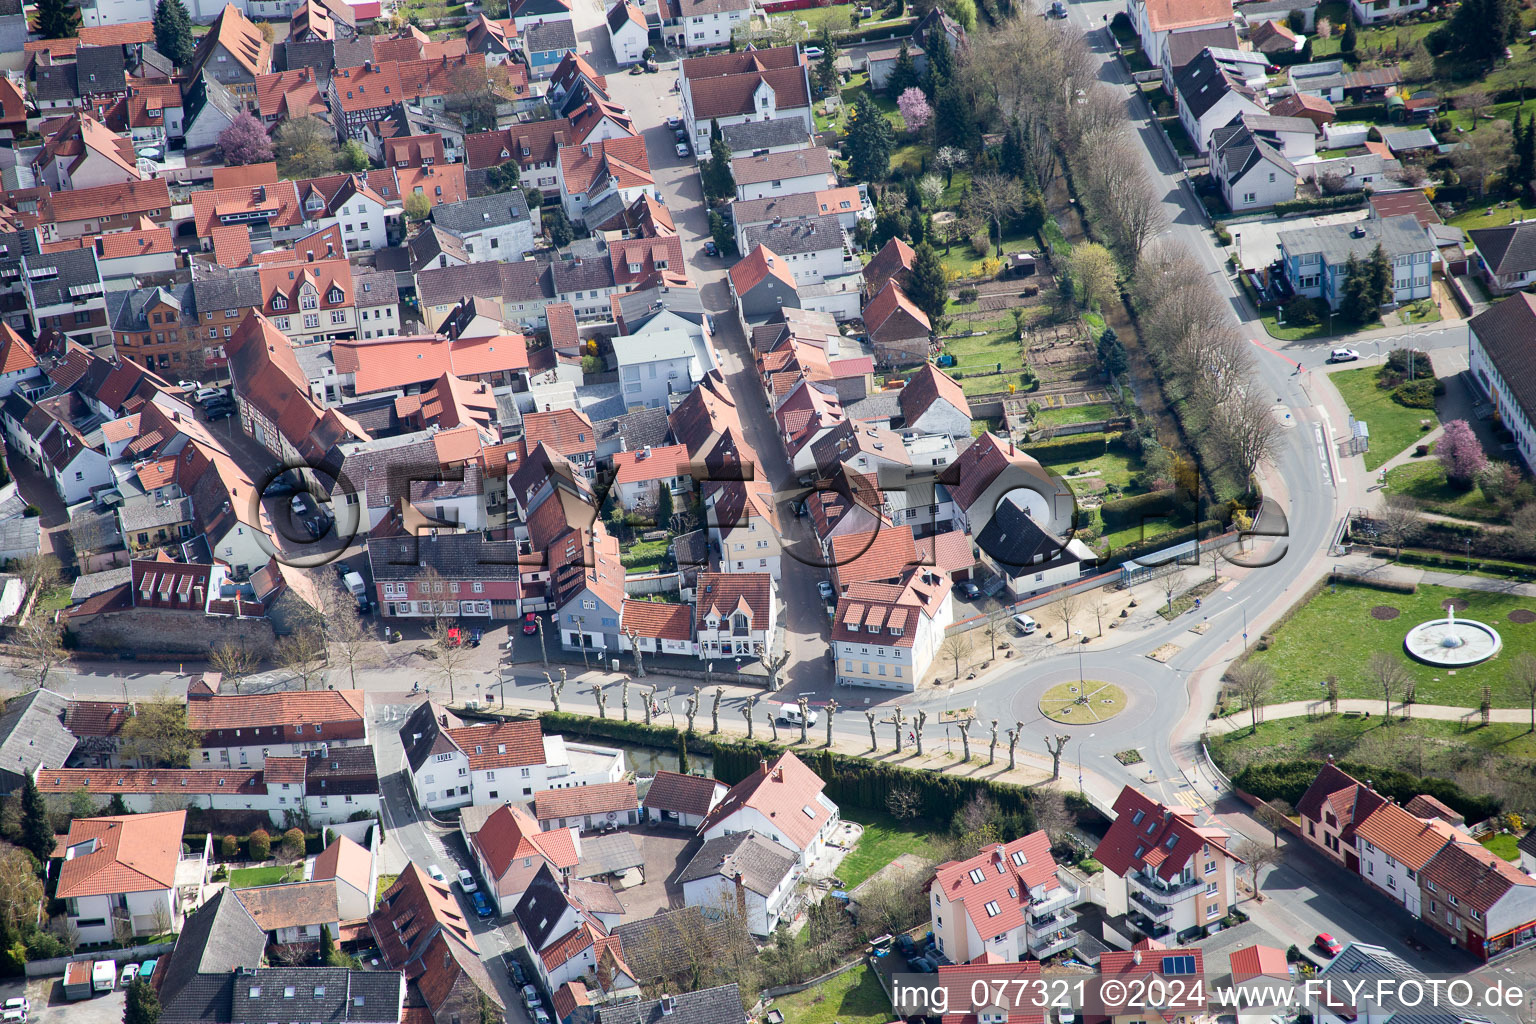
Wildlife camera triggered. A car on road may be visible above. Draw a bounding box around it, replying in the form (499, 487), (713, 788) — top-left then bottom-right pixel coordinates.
(675, 142), (690, 158)
(531, 1009), (551, 1024)
(1315, 933), (1342, 956)
(674, 129), (687, 143)
(426, 864), (446, 882)
(457, 867), (477, 892)
(1013, 613), (1039, 634)
(523, 612), (539, 635)
(817, 580), (835, 600)
(121, 963), (139, 986)
(177, 379), (199, 390)
(1047, 0), (1067, 15)
(204, 403), (235, 419)
(804, 45), (823, 58)
(703, 240), (718, 257)
(1327, 348), (1361, 363)
(960, 582), (981, 600)
(468, 627), (482, 647)
(470, 890), (493, 918)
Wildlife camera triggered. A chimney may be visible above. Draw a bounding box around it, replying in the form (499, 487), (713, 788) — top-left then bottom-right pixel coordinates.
(1133, 951), (1143, 965)
(759, 757), (769, 775)
(733, 870), (747, 916)
(659, 995), (674, 1016)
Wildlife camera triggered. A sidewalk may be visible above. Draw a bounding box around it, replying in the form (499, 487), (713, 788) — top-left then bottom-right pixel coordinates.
(1207, 698), (1535, 734)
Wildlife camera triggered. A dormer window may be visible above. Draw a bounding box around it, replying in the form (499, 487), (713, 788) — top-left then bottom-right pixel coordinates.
(888, 626), (903, 636)
(272, 295), (288, 310)
(327, 287), (344, 303)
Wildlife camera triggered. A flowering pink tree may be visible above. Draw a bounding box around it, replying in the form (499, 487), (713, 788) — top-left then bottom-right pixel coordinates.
(1437, 419), (1487, 487)
(897, 87), (931, 134)
(218, 112), (274, 166)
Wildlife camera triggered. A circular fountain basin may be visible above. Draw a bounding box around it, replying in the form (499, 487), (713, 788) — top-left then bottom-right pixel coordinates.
(1404, 617), (1503, 666)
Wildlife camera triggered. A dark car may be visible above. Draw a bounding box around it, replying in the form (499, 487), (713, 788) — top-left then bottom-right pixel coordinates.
(674, 129), (687, 143)
(960, 582), (981, 600)
(522, 612), (539, 635)
(468, 627), (483, 647)
(703, 239), (718, 257)
(907, 956), (937, 973)
(506, 958), (527, 985)
(205, 403), (235, 419)
(470, 890), (493, 918)
(895, 934), (915, 957)
(1048, 0), (1067, 15)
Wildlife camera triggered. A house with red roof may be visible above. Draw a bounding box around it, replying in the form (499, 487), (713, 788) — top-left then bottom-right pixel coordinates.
(0, 324), (40, 399)
(1418, 832), (1536, 959)
(776, 376), (845, 475)
(619, 599), (694, 656)
(556, 135), (653, 225)
(1295, 760), (1387, 872)
(611, 443), (692, 512)
(863, 279), (930, 367)
(693, 570), (775, 661)
(1092, 786), (1242, 941)
(1127, 0), (1234, 71)
(728, 244), (801, 323)
(703, 477), (780, 579)
(1355, 798), (1466, 917)
(35, 113), (143, 192)
(678, 46), (812, 154)
(831, 565), (951, 690)
(929, 831), (1083, 962)
(58, 810), (209, 945)
(533, 779), (638, 832)
(698, 751), (838, 869)
(463, 802), (581, 914)
(370, 864), (503, 1024)
(641, 770), (726, 828)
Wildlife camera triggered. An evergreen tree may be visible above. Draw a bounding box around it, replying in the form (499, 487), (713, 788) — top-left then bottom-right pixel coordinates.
(153, 0), (194, 66)
(702, 123), (735, 202)
(1449, 0), (1518, 62)
(1340, 19), (1357, 56)
(33, 0), (80, 38)
(19, 774), (52, 871)
(1097, 325), (1128, 376)
(999, 121), (1026, 180)
(924, 30), (952, 96)
(677, 733), (689, 774)
(106, 793), (130, 816)
(886, 41), (918, 98)
(1365, 242), (1392, 312)
(1517, 113), (1536, 189)
(655, 483), (674, 528)
(545, 205), (574, 247)
(845, 92), (894, 182)
(320, 923), (337, 964)
(1341, 252), (1369, 322)
(814, 28), (839, 98)
(909, 210), (926, 246)
(933, 84), (979, 152)
(708, 209), (736, 257)
(125, 979), (162, 1024)
(906, 241), (949, 323)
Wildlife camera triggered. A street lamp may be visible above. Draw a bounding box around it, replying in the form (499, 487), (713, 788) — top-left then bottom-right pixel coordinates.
(1073, 630), (1085, 682)
(735, 657), (742, 685)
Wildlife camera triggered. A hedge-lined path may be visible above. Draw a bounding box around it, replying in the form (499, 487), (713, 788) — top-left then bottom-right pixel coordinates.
(1207, 699), (1535, 736)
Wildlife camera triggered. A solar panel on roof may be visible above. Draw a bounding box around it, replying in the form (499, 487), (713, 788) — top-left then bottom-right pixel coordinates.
(1162, 955), (1196, 975)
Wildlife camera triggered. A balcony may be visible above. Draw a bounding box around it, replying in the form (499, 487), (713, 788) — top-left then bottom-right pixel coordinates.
(1029, 908), (1078, 931)
(1028, 930), (1080, 958)
(1126, 870), (1203, 904)
(1030, 877), (1082, 915)
(1129, 892), (1175, 921)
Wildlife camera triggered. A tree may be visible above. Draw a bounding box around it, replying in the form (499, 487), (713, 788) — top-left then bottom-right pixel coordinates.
(273, 116), (339, 179)
(153, 0), (194, 66)
(1065, 242), (1117, 311)
(1366, 650), (1411, 722)
(845, 92), (894, 183)
(906, 242), (949, 325)
(1508, 652), (1536, 732)
(1097, 325), (1128, 376)
(19, 775), (52, 870)
(403, 192), (432, 221)
(315, 574), (370, 686)
(1253, 800), (1292, 846)
(1459, 88), (1493, 124)
(16, 617), (66, 690)
(708, 210), (736, 257)
(897, 87), (932, 134)
(1212, 389), (1284, 487)
(426, 618), (474, 702)
(545, 204), (574, 246)
(209, 638), (261, 692)
(275, 627), (327, 691)
(125, 978), (162, 1024)
(968, 173), (1024, 257)
(1437, 419), (1487, 487)
(339, 140), (370, 172)
(444, 64), (500, 134)
(886, 41), (918, 98)
(939, 634), (971, 679)
(925, 26), (952, 92)
(1449, 0), (1517, 63)
(702, 122), (736, 203)
(814, 28), (839, 98)
(1339, 19), (1356, 55)
(1032, 786), (1074, 841)
(280, 827), (305, 861)
(1237, 838), (1284, 900)
(1227, 662), (1275, 734)
(33, 0), (80, 38)
(120, 699), (195, 768)
(1454, 119), (1514, 197)
(676, 732), (689, 774)
(68, 786), (96, 820)
(933, 84), (979, 152)
(886, 787), (922, 819)
(1044, 734), (1069, 781)
(1374, 496), (1420, 561)
(319, 923), (339, 964)
(218, 112), (274, 166)
(1053, 591), (1082, 640)
(483, 163), (521, 196)
(249, 829), (271, 860)
(917, 172), (944, 210)
(935, 145), (968, 186)
(0, 843), (41, 940)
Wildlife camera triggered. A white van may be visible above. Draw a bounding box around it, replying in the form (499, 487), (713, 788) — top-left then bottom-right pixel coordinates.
(1012, 613), (1038, 634)
(91, 960), (115, 993)
(776, 703), (819, 727)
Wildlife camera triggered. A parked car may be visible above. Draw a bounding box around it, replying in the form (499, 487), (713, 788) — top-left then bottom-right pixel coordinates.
(520, 985), (540, 1011)
(703, 240), (718, 257)
(817, 580), (835, 600)
(674, 129), (687, 143)
(468, 627), (482, 647)
(507, 959), (527, 986)
(139, 961), (157, 981)
(426, 864), (446, 882)
(1013, 613), (1039, 634)
(204, 403), (235, 420)
(895, 934), (915, 957)
(960, 582), (981, 600)
(3, 998), (29, 1022)
(1316, 933), (1343, 957)
(176, 379), (199, 390)
(445, 627), (463, 647)
(470, 890), (493, 918)
(532, 1009), (551, 1024)
(674, 142), (690, 158)
(908, 956), (937, 973)
(666, 116), (682, 129)
(1327, 348), (1361, 363)
(523, 612), (539, 635)
(195, 387), (227, 403)
(457, 867), (477, 892)
(120, 963), (139, 986)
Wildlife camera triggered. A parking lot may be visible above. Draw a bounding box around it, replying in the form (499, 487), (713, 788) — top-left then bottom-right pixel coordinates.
(17, 973), (127, 1024)
(597, 825), (698, 923)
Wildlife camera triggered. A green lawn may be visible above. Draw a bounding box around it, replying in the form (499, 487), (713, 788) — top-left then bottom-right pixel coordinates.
(937, 228), (1038, 280)
(1383, 448), (1504, 521)
(1330, 365), (1440, 471)
(375, 873), (399, 907)
(1482, 832), (1521, 862)
(1448, 194), (1536, 234)
(772, 964), (892, 1024)
(839, 811), (940, 889)
(229, 865), (302, 888)
(1035, 402), (1116, 428)
(1208, 714), (1536, 780)
(621, 538), (669, 573)
(1037, 448), (1145, 494)
(38, 585), (72, 612)
(939, 317), (1034, 397)
(1247, 581), (1536, 707)
(1098, 517), (1180, 555)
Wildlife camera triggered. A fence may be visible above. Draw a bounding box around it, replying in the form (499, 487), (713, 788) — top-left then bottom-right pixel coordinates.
(27, 941), (175, 978)
(623, 573), (681, 597)
(762, 956), (869, 999)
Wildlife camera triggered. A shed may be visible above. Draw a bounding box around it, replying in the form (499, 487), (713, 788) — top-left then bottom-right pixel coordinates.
(64, 960), (93, 1000)
(1005, 251), (1037, 276)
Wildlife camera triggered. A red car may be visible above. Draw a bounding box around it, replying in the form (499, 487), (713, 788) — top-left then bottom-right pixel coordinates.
(522, 613), (539, 635)
(445, 627), (463, 648)
(1315, 933), (1342, 957)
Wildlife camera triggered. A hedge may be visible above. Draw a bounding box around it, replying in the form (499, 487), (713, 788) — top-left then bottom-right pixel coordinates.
(536, 711), (1037, 829)
(1022, 431), (1128, 464)
(1104, 519), (1222, 567)
(1272, 191), (1369, 217)
(192, 829), (329, 861)
(1099, 489), (1180, 532)
(1233, 759), (1500, 821)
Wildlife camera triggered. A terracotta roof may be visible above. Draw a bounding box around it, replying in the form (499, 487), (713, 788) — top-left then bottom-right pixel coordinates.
(900, 362), (969, 422)
(185, 690), (366, 732)
(1295, 763), (1387, 851)
(369, 863), (479, 973)
(932, 833), (1061, 943)
(729, 244), (796, 297)
(1354, 801), (1463, 871)
(1424, 835), (1536, 913)
(697, 751), (830, 852)
(831, 524), (918, 589)
(687, 63), (809, 121)
(607, 235), (684, 287)
(1403, 794), (1464, 826)
(0, 324), (37, 377)
(194, 4), (273, 79)
(235, 880), (341, 931)
(63, 699), (129, 738)
(558, 135), (652, 196)
(464, 118), (573, 171)
(1229, 945), (1291, 982)
(612, 443), (690, 484)
(254, 68), (326, 119)
(472, 804), (579, 888)
(618, 600), (692, 642)
(191, 180), (302, 238)
(444, 718), (545, 771)
(693, 571), (771, 631)
(396, 162), (469, 206)
(540, 923), (596, 971)
(914, 530), (975, 576)
(524, 407), (595, 456)
(46, 177), (170, 226)
(334, 333), (528, 395)
(1140, 0), (1232, 32)
(534, 780), (637, 820)
(864, 278), (930, 341)
(56, 810), (186, 899)
(1101, 944), (1206, 979)
(36, 767), (264, 795)
(80, 21), (157, 45)
(312, 834), (373, 895)
(1093, 786), (1240, 882)
(642, 770), (722, 817)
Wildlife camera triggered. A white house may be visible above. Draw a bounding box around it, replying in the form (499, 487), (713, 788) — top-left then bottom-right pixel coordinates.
(1353, 790), (1460, 917)
(0, 326), (41, 399)
(234, 880), (341, 945)
(298, 175), (392, 253)
(1210, 124), (1297, 212)
(831, 568), (953, 692)
(617, 600), (696, 657)
(679, 47), (813, 153)
(929, 833), (1083, 963)
(431, 192), (537, 263)
(532, 780), (639, 832)
(611, 444), (692, 513)
(606, 0), (648, 64)
(732, 148), (836, 203)
(59, 811), (208, 945)
(704, 480), (782, 580)
(399, 702), (626, 813)
(697, 751), (839, 870)
(464, 802), (581, 915)
(312, 834), (378, 922)
(1174, 50), (1265, 153)
(1468, 292), (1536, 472)
(615, 312), (711, 409)
(1126, 0), (1235, 69)
(739, 215), (855, 287)
(678, 831), (798, 936)
(641, 770), (725, 828)
(1349, 0), (1426, 24)
(1279, 215), (1434, 311)
(665, 0), (758, 50)
(693, 570), (776, 659)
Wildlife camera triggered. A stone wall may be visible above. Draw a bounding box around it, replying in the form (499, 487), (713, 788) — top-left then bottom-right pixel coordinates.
(68, 606), (275, 657)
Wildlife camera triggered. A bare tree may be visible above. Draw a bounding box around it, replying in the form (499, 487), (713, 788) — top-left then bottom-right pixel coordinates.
(796, 695), (811, 744)
(16, 617), (67, 690)
(591, 683), (608, 719)
(982, 611), (1006, 660)
(1160, 572), (1180, 614)
(1237, 838), (1284, 900)
(957, 718), (971, 763)
(825, 698), (837, 747)
(425, 619), (473, 703)
(1212, 389), (1284, 487)
(711, 687), (724, 734)
(987, 719), (999, 766)
(913, 709), (926, 756)
(1253, 800), (1292, 847)
(209, 638), (261, 693)
(1045, 734), (1069, 781)
(684, 691), (699, 734)
(1366, 651), (1411, 723)
(967, 173), (1025, 257)
(1227, 661), (1275, 734)
(1326, 675), (1340, 714)
(940, 634), (972, 679)
(314, 574), (370, 686)
(544, 668), (566, 712)
(865, 709), (878, 751)
(1375, 497), (1420, 561)
(624, 627), (646, 678)
(759, 649), (789, 690)
(886, 787), (922, 819)
(1508, 653), (1536, 732)
(891, 706), (906, 753)
(275, 627), (328, 691)
(1054, 591), (1082, 639)
(1458, 87), (1492, 123)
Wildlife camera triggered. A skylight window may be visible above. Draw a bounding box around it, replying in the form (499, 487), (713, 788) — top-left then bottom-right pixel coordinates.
(984, 901), (1000, 916)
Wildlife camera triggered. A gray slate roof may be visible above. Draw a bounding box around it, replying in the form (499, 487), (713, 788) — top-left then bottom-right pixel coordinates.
(524, 19), (577, 52)
(157, 888), (269, 1019)
(76, 45), (128, 95)
(354, 270), (398, 305)
(1468, 293), (1536, 428)
(597, 405), (669, 449)
(677, 830), (796, 896)
(25, 247), (101, 308)
(1468, 221), (1536, 275)
(193, 271), (264, 313)
(109, 282), (198, 332)
(615, 283), (706, 325)
(1173, 49), (1249, 121)
(0, 689), (73, 782)
(594, 985), (744, 1024)
(185, 71), (243, 132)
(740, 215), (845, 256)
(120, 496), (195, 532)
(511, 864), (572, 950)
(1279, 214), (1429, 263)
(71, 565), (132, 603)
(550, 253), (615, 294)
(32, 63), (78, 102)
(398, 700), (458, 774)
(431, 191), (531, 235)
(277, 39), (337, 79)
(720, 117), (811, 154)
(1380, 126), (1438, 152)
(231, 968), (401, 1023)
(1210, 124), (1296, 184)
(416, 259), (553, 308)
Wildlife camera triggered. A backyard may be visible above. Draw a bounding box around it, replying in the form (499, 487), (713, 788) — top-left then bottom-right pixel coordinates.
(939, 317), (1035, 398)
(838, 811), (940, 889)
(1329, 365), (1439, 472)
(1245, 581), (1536, 707)
(229, 865), (303, 888)
(771, 963), (892, 1024)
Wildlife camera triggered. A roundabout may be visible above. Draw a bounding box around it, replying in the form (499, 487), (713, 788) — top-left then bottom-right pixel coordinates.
(1039, 680), (1127, 724)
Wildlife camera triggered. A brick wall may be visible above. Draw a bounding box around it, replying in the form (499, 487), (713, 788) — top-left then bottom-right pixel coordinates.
(69, 606), (276, 656)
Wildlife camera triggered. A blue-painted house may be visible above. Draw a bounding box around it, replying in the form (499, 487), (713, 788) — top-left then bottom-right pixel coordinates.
(1278, 214), (1435, 311)
(522, 20), (578, 79)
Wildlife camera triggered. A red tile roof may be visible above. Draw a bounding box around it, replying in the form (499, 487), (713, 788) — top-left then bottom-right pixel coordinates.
(1229, 944), (1290, 982)
(694, 571), (772, 631)
(395, 162), (469, 206)
(0, 324), (37, 376)
(36, 767), (264, 795)
(80, 21), (157, 45)
(558, 135), (652, 196)
(940, 433), (1054, 512)
(729, 244), (796, 297)
(831, 525), (918, 589)
(464, 118), (573, 171)
(641, 771), (722, 817)
(524, 407), (595, 457)
(45, 178), (170, 226)
(185, 689), (366, 732)
(1354, 801), (1463, 871)
(56, 811), (186, 899)
(612, 443), (690, 484)
(900, 362), (969, 422)
(1141, 0), (1231, 33)
(312, 834), (373, 894)
(473, 804), (579, 890)
(1422, 835), (1536, 914)
(864, 278), (930, 341)
(445, 718), (545, 771)
(697, 751), (830, 852)
(932, 833), (1061, 943)
(534, 780), (638, 821)
(194, 3), (273, 79)
(1093, 786), (1239, 882)
(254, 68), (327, 119)
(619, 600), (692, 642)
